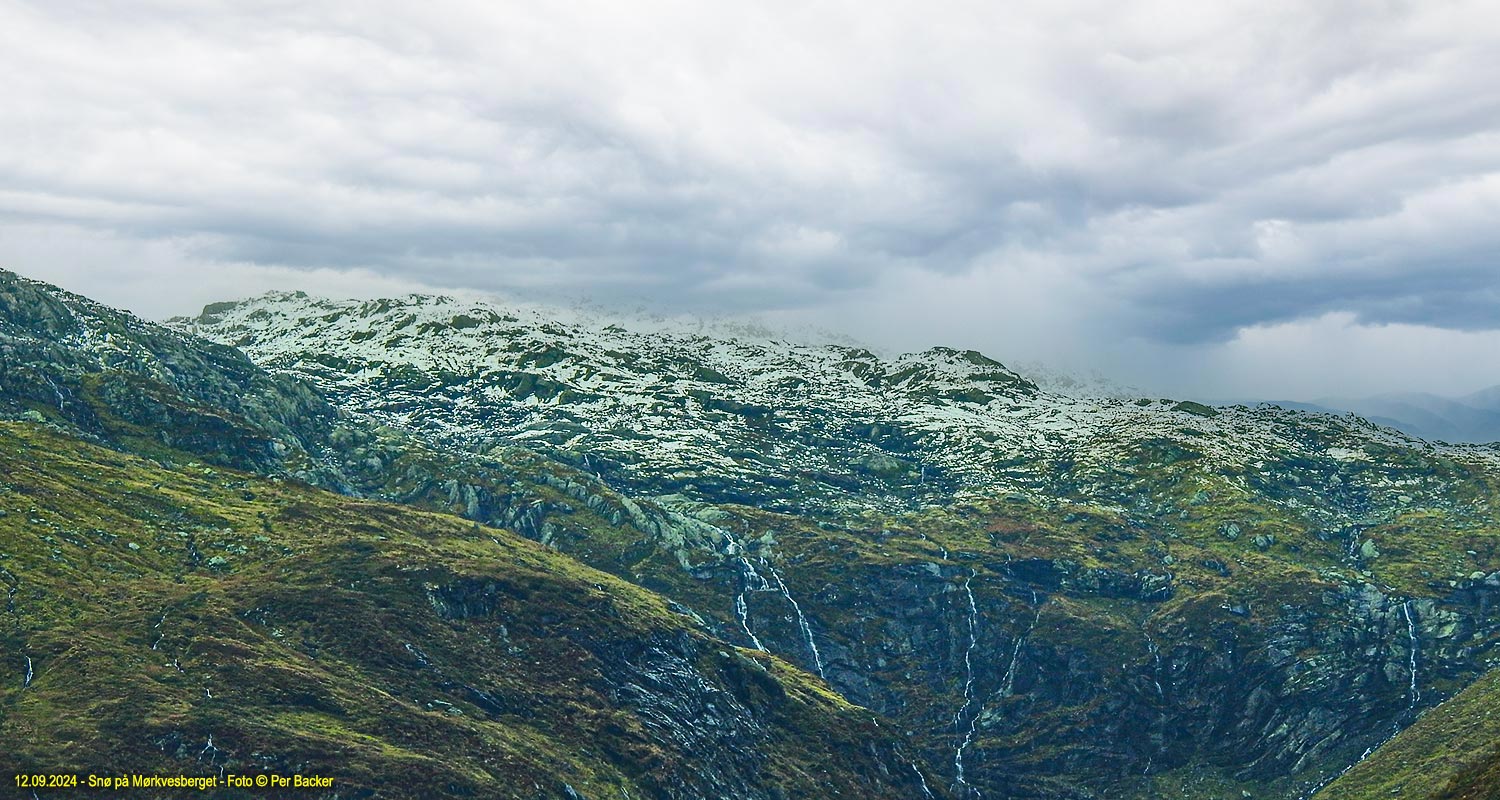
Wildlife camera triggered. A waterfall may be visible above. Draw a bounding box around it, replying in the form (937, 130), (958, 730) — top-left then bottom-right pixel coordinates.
(909, 758), (937, 800)
(1402, 600), (1420, 711)
(764, 561), (826, 679)
(1000, 592), (1042, 698)
(916, 532), (949, 561)
(953, 572), (981, 797)
(717, 528), (769, 651)
(1301, 730), (1400, 799)
(734, 563), (767, 651)
(1144, 629), (1165, 699)
(22, 655), (33, 689)
(41, 374), (66, 411)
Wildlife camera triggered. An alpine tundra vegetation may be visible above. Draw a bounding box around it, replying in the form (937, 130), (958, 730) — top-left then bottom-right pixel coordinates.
(5, 268), (1500, 799)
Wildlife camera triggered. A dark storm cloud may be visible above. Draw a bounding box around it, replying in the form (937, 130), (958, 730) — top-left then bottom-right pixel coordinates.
(2, 0), (1499, 395)
(1128, 263), (1500, 346)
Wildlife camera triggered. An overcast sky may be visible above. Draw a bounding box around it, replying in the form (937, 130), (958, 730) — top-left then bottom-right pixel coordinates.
(3, 0), (1499, 399)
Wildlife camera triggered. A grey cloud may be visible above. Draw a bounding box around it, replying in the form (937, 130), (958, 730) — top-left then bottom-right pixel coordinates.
(2, 0), (1499, 396)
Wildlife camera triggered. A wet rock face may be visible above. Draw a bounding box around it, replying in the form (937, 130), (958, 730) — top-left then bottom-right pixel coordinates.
(416, 577), (939, 800)
(993, 558), (1174, 601)
(603, 634), (778, 799)
(603, 636), (943, 800)
(424, 581), (773, 794)
(711, 558), (1500, 800)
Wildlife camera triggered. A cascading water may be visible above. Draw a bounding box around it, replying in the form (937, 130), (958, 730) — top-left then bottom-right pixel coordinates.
(1402, 600), (1420, 712)
(953, 572), (981, 796)
(734, 561), (767, 651)
(916, 532), (949, 561)
(1000, 591), (1042, 698)
(909, 758), (937, 800)
(1303, 598), (1427, 799)
(718, 529), (769, 651)
(1144, 629), (1165, 699)
(763, 560), (826, 679)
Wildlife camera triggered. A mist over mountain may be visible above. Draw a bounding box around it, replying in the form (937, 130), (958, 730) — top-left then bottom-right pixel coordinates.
(7, 3), (1500, 403)
(1250, 390), (1500, 445)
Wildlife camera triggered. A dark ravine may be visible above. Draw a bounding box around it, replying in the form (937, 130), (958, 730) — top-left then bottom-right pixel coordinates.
(6, 268), (1500, 799)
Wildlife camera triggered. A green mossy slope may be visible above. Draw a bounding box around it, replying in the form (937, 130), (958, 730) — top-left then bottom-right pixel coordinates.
(0, 422), (937, 799)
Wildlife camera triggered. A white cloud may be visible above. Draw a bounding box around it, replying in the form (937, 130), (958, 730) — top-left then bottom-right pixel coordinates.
(1, 0), (1498, 398)
(1210, 314), (1500, 399)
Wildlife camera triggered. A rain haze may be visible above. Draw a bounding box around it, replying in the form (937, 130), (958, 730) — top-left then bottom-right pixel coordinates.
(3, 0), (1499, 402)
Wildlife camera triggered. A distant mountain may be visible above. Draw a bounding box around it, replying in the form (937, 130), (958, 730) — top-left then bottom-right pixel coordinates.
(1461, 384), (1500, 413)
(1253, 391), (1500, 444)
(1012, 360), (1146, 399)
(173, 290), (1449, 517)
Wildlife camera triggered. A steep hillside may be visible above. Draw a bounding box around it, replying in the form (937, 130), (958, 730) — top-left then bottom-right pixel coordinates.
(10, 272), (1500, 799)
(0, 270), (339, 476)
(0, 421), (937, 799)
(0, 268), (733, 577)
(173, 290), (1500, 799)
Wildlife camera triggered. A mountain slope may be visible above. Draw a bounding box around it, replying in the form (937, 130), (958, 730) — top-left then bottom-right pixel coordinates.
(167, 290), (1500, 799)
(176, 291), (1471, 514)
(10, 272), (1500, 799)
(0, 268), (742, 584)
(0, 421), (937, 799)
(0, 270), (343, 475)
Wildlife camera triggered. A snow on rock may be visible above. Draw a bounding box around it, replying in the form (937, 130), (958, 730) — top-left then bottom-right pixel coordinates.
(173, 291), (1499, 516)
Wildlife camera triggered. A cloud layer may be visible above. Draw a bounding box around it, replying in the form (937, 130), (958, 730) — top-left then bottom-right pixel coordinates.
(2, 0), (1498, 397)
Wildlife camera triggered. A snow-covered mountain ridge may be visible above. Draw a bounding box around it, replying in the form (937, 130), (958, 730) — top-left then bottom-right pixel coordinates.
(12, 270), (1500, 800)
(174, 291), (1491, 519)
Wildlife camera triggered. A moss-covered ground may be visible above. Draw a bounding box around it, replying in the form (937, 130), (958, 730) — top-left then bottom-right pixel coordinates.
(0, 422), (927, 799)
